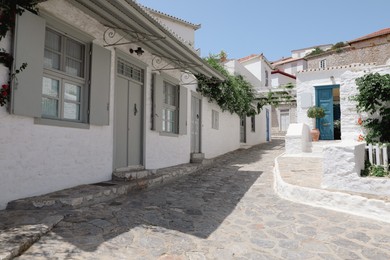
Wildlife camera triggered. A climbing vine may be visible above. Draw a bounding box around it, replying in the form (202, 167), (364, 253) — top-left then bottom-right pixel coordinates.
(196, 53), (293, 116)
(354, 73), (390, 143)
(0, 1), (39, 106)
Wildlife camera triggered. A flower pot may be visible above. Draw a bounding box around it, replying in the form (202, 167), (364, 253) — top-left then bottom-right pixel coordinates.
(310, 128), (320, 142)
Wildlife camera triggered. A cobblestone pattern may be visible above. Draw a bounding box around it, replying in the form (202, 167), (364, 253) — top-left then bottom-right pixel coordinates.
(12, 141), (390, 259)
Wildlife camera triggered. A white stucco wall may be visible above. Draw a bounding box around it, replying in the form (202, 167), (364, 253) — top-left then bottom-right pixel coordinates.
(0, 0), (202, 209)
(0, 1), (115, 210)
(339, 65), (390, 140)
(271, 73), (295, 88)
(144, 70), (195, 169)
(245, 106), (270, 145)
(275, 60), (307, 76)
(241, 58), (263, 84)
(150, 13), (196, 48)
(224, 60), (261, 88)
(296, 68), (349, 130)
(201, 101), (240, 159)
(296, 64), (388, 141)
(323, 141), (390, 196)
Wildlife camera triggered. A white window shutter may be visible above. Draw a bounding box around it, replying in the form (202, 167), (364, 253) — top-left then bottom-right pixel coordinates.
(153, 74), (163, 132)
(90, 43), (111, 125)
(11, 9), (45, 117)
(179, 85), (188, 135)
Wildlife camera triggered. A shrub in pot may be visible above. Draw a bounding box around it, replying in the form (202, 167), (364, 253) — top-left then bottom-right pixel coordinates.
(307, 106), (325, 141)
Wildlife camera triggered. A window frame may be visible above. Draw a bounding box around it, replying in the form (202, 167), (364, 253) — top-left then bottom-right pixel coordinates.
(212, 109), (219, 130)
(319, 59), (327, 69)
(265, 70), (269, 87)
(162, 80), (179, 134)
(251, 115), (256, 132)
(42, 26), (89, 123)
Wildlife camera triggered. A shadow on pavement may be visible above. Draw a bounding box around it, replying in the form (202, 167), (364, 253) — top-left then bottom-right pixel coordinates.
(17, 140), (285, 254)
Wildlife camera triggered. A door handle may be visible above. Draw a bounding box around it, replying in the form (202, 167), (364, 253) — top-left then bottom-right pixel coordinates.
(134, 103), (138, 116)
(196, 114), (199, 119)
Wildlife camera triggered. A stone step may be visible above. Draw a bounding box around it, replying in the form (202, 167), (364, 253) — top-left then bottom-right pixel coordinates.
(112, 170), (152, 182)
(6, 181), (136, 210)
(6, 163), (207, 211)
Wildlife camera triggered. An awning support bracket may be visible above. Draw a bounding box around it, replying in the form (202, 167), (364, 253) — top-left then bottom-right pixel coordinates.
(103, 25), (165, 47)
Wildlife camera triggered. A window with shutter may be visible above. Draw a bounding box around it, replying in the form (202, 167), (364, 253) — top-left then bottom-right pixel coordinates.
(152, 74), (187, 135)
(42, 28), (87, 122)
(12, 9), (111, 127)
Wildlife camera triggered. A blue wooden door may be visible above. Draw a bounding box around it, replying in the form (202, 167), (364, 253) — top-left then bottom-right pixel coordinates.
(316, 87), (334, 140)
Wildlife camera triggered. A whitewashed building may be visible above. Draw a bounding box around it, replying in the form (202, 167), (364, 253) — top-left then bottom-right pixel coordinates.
(224, 59), (271, 146)
(295, 28), (390, 141)
(0, 0), (236, 209)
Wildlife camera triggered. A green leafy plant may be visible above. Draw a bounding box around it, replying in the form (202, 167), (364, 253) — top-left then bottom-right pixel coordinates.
(307, 106), (325, 119)
(354, 73), (390, 143)
(361, 160), (389, 177)
(330, 42), (348, 53)
(196, 54), (293, 116)
(305, 47), (325, 57)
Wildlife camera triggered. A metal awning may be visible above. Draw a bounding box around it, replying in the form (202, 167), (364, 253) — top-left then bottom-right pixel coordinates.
(72, 0), (225, 80)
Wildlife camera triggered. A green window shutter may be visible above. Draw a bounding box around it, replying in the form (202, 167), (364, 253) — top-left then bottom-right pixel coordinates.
(11, 9), (45, 117)
(178, 85), (188, 135)
(89, 43), (111, 125)
(153, 74), (163, 132)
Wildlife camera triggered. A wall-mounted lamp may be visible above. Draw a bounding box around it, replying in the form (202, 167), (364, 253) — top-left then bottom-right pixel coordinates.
(129, 47), (144, 56)
(330, 76), (335, 80)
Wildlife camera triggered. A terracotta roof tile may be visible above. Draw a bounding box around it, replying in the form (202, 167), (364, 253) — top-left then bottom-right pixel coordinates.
(141, 6), (201, 30)
(349, 28), (390, 43)
(272, 57), (305, 66)
(271, 70), (296, 79)
(238, 54), (262, 63)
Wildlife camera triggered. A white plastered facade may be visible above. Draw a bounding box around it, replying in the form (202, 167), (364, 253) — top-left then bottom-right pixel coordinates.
(0, 0), (239, 209)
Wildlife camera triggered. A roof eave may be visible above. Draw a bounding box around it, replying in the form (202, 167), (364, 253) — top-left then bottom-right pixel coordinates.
(72, 0), (225, 80)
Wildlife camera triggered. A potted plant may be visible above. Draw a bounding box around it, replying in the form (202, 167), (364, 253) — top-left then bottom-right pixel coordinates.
(307, 106), (325, 141)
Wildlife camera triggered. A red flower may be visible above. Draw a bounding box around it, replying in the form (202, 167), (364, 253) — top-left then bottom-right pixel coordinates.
(357, 117), (363, 125)
(2, 91), (7, 97)
(358, 134), (364, 142)
(1, 84), (8, 90)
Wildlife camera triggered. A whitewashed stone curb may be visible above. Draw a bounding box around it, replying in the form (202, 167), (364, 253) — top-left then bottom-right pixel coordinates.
(274, 153), (390, 224)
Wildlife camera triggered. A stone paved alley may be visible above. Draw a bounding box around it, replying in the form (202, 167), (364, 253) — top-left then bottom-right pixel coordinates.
(5, 140), (390, 259)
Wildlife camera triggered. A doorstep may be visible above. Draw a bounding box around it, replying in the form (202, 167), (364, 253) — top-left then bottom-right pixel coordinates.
(6, 163), (207, 211)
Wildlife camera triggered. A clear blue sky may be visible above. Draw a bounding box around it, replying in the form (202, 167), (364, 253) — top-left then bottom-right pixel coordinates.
(137, 0), (390, 62)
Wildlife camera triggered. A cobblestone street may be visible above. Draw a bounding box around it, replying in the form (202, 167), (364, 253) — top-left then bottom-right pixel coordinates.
(14, 141), (390, 259)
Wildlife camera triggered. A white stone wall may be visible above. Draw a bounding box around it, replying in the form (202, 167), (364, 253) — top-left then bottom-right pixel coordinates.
(0, 1), (117, 209)
(270, 72), (295, 88)
(201, 101), (240, 159)
(285, 123), (311, 154)
(144, 71), (195, 169)
(296, 64), (390, 141)
(0, 0), (204, 209)
(339, 65), (390, 140)
(224, 60), (261, 88)
(245, 106), (270, 146)
(150, 13), (197, 48)
(322, 141), (390, 196)
(296, 68), (344, 129)
(241, 59), (263, 84)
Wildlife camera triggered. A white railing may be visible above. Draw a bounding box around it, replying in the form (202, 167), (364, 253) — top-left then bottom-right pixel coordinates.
(366, 143), (389, 169)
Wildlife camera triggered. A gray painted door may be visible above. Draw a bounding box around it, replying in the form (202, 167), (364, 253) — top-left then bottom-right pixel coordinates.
(240, 116), (246, 143)
(191, 95), (201, 153)
(280, 110), (290, 131)
(114, 76), (143, 169)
